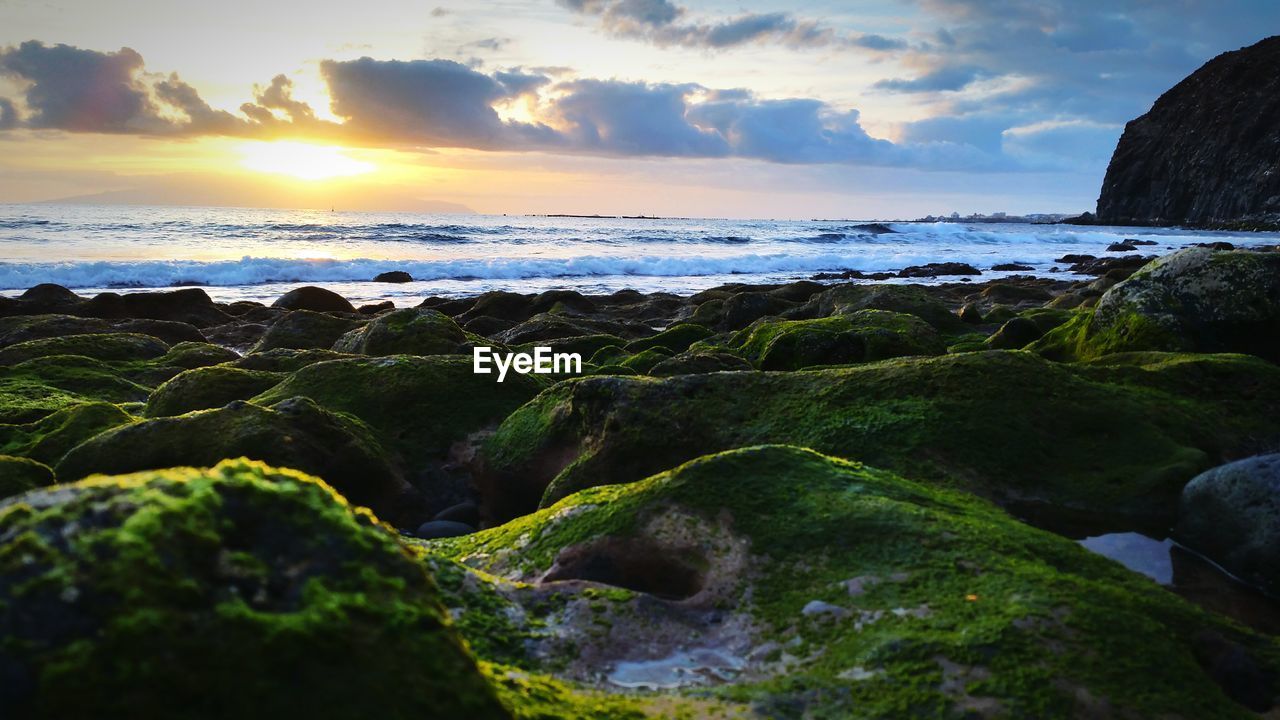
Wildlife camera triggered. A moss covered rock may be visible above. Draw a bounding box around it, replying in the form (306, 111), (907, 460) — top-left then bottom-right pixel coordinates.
(253, 356), (545, 468)
(0, 333), (170, 366)
(0, 454), (53, 498)
(0, 357), (151, 424)
(231, 348), (357, 373)
(55, 397), (426, 527)
(727, 310), (945, 370)
(1032, 249), (1280, 361)
(0, 402), (135, 467)
(251, 310), (365, 353)
(145, 366), (285, 417)
(0, 459), (509, 719)
(479, 350), (1280, 523)
(439, 445), (1280, 717)
(624, 323), (712, 354)
(804, 284), (967, 333)
(332, 307), (477, 356)
(155, 341), (240, 369)
(649, 351), (753, 376)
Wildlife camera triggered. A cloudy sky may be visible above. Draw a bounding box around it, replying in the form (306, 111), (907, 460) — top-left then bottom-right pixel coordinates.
(0, 0), (1275, 218)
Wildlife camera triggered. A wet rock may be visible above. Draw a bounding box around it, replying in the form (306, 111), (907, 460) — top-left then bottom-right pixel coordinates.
(984, 317), (1043, 350)
(231, 348), (356, 373)
(1190, 631), (1278, 712)
(373, 270), (413, 283)
(0, 459), (510, 719)
(803, 284), (967, 334)
(358, 300), (395, 315)
(727, 310), (946, 371)
(154, 341), (240, 369)
(0, 333), (169, 366)
(649, 351), (753, 376)
(144, 366), (285, 417)
(991, 263), (1034, 272)
(271, 286), (357, 314)
(1055, 254), (1096, 264)
(958, 303), (983, 324)
(78, 288), (233, 328)
(0, 402), (134, 467)
(1175, 454), (1280, 597)
(0, 454), (54, 498)
(201, 321), (268, 350)
(898, 262), (982, 278)
(457, 291), (534, 324)
(433, 501), (481, 526)
(1107, 242), (1138, 252)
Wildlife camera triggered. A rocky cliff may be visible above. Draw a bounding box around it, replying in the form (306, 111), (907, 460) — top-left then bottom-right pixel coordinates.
(1095, 35), (1280, 228)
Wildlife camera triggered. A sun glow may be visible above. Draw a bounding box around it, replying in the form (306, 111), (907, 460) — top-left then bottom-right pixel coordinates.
(238, 141), (376, 180)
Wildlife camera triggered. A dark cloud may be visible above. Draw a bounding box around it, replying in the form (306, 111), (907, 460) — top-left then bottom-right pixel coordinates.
(874, 65), (987, 93)
(154, 75), (247, 135)
(0, 41), (172, 133)
(319, 57), (559, 149)
(0, 98), (17, 130)
(550, 79), (728, 156)
(558, 0), (902, 52)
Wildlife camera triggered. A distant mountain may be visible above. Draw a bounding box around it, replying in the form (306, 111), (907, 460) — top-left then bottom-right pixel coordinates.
(1095, 35), (1280, 229)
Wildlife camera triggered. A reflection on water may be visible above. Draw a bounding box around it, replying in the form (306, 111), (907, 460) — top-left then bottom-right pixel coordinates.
(607, 647), (745, 690)
(1079, 532), (1280, 635)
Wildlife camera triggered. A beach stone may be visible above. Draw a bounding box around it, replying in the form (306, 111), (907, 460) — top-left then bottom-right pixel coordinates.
(991, 263), (1034, 272)
(0, 332), (169, 366)
(433, 501), (481, 526)
(457, 291), (535, 324)
(0, 459), (510, 719)
(650, 352), (753, 376)
(144, 366), (285, 417)
(0, 454), (54, 498)
(897, 262), (981, 278)
(76, 288), (232, 328)
(154, 341), (240, 369)
(333, 308), (474, 356)
(358, 300), (395, 315)
(985, 317), (1043, 350)
(272, 286), (357, 313)
(1175, 453), (1280, 596)
(958, 303), (983, 324)
(373, 271), (413, 283)
(728, 310), (945, 371)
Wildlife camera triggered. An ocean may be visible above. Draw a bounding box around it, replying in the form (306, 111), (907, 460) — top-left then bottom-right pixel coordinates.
(2, 204), (1276, 305)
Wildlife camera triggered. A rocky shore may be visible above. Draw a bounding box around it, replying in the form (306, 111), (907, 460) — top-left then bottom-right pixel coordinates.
(2, 245), (1280, 717)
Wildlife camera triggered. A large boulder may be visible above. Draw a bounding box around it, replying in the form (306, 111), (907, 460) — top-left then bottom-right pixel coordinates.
(0, 454), (53, 498)
(437, 445), (1280, 716)
(0, 315), (203, 348)
(1032, 249), (1280, 361)
(1095, 35), (1280, 228)
(0, 357), (151, 423)
(55, 397), (425, 527)
(1175, 454), (1280, 596)
(0, 459), (510, 719)
(0, 402), (135, 467)
(271, 286), (357, 314)
(478, 350), (1280, 523)
(0, 333), (169, 366)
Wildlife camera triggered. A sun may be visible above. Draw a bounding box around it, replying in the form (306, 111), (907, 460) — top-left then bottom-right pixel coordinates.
(238, 141), (376, 180)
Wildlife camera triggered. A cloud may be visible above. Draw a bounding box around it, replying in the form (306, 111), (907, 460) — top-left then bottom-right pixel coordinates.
(550, 79), (728, 156)
(0, 41), (173, 133)
(558, 0), (904, 52)
(0, 98), (17, 130)
(319, 56), (559, 149)
(874, 65), (987, 93)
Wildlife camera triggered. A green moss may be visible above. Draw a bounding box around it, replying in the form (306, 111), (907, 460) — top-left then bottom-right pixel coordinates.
(155, 341), (240, 369)
(442, 445), (1280, 719)
(251, 310), (364, 352)
(0, 401), (135, 467)
(482, 350), (1280, 523)
(333, 307), (480, 356)
(0, 333), (170, 366)
(619, 347), (673, 374)
(0, 454), (54, 497)
(624, 324), (713, 354)
(726, 310), (945, 370)
(145, 366), (285, 417)
(54, 397), (420, 526)
(231, 347), (357, 373)
(0, 356), (151, 423)
(0, 459), (510, 719)
(253, 355), (546, 467)
(517, 334), (623, 359)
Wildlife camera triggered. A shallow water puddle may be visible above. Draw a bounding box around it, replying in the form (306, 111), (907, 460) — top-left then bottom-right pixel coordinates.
(607, 647), (745, 690)
(1078, 532), (1174, 584)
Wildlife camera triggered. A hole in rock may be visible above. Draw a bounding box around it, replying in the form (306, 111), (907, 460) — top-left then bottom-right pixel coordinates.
(541, 537), (706, 600)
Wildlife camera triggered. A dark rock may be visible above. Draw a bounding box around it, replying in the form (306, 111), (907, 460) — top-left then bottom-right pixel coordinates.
(897, 262), (981, 278)
(272, 286), (357, 314)
(462, 315), (518, 336)
(0, 455), (55, 498)
(1107, 242), (1138, 252)
(0, 333), (169, 366)
(373, 271), (413, 283)
(811, 269), (896, 281)
(1175, 454), (1280, 597)
(1096, 36), (1280, 228)
(202, 321), (268, 350)
(530, 289), (596, 315)
(1129, 239), (1159, 246)
(1196, 241), (1236, 251)
(144, 366), (285, 417)
(1067, 255), (1153, 277)
(358, 301), (395, 315)
(1190, 631), (1277, 712)
(456, 291), (534, 324)
(415, 520), (476, 539)
(333, 308), (475, 356)
(958, 303), (983, 324)
(1055, 254), (1096, 264)
(649, 351), (753, 376)
(985, 317), (1043, 350)
(18, 284), (81, 306)
(991, 263), (1034, 272)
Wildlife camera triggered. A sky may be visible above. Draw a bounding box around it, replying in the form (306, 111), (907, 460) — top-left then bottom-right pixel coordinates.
(0, 0), (1275, 219)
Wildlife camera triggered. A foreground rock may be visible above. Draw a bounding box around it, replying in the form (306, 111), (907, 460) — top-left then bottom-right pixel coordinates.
(1176, 454), (1280, 597)
(0, 459), (510, 719)
(433, 445), (1280, 716)
(479, 351), (1280, 524)
(1095, 35), (1280, 228)
(1033, 248), (1280, 361)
